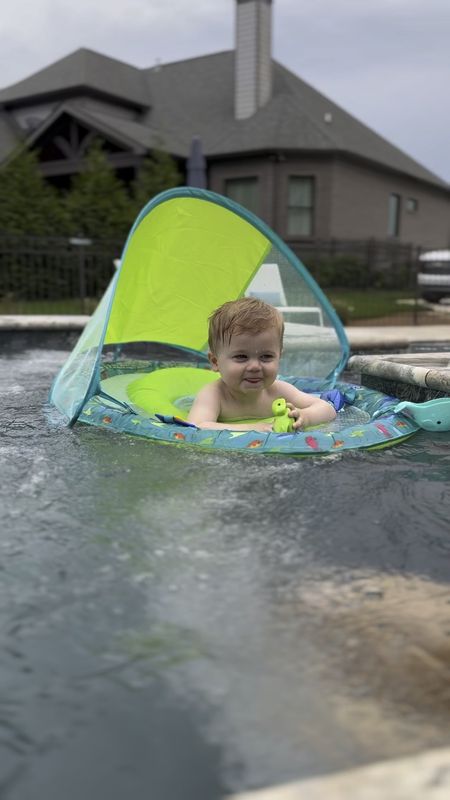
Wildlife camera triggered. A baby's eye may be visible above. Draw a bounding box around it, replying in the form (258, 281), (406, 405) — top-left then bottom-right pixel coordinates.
(260, 354), (275, 361)
(233, 354), (247, 361)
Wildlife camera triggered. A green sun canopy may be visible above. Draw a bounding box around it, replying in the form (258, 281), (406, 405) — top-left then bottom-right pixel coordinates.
(105, 195), (271, 349)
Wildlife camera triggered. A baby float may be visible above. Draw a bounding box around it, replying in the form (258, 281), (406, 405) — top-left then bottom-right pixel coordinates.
(50, 187), (421, 455)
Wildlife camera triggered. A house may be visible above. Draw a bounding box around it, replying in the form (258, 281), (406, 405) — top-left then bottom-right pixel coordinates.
(0, 0), (448, 251)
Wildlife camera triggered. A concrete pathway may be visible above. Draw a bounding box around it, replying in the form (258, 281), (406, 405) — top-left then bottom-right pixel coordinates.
(1, 316), (449, 351)
(0, 314), (90, 330)
(347, 324), (450, 351)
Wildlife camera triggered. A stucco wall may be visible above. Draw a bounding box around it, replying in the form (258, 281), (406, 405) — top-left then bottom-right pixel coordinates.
(209, 155), (335, 238)
(329, 159), (450, 247)
(208, 154), (449, 248)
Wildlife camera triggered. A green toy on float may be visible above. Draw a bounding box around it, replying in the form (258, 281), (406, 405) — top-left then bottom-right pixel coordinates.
(272, 398), (295, 433)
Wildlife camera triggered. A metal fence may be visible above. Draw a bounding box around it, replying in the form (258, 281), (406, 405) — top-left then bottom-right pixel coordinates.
(0, 232), (424, 319)
(0, 233), (122, 314)
(289, 238), (420, 290)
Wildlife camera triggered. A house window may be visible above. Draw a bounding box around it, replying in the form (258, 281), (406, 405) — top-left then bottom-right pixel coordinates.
(406, 197), (418, 213)
(287, 176), (314, 236)
(388, 193), (401, 237)
(224, 177), (259, 215)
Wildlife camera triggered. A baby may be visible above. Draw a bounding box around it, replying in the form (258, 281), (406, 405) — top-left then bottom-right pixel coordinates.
(187, 297), (336, 432)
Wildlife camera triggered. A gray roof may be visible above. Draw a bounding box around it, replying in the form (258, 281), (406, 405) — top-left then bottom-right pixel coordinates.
(25, 101), (166, 155)
(0, 48), (149, 109)
(143, 51), (448, 189)
(0, 48), (447, 190)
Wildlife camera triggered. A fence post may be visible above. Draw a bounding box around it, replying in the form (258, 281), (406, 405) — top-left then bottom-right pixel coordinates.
(70, 235), (92, 314)
(413, 245), (421, 326)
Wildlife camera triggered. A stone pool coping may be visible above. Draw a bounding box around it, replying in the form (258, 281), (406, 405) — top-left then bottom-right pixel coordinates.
(347, 351), (450, 398)
(228, 745), (450, 799)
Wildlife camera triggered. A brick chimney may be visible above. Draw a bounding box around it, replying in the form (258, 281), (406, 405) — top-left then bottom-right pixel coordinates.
(235, 0), (273, 120)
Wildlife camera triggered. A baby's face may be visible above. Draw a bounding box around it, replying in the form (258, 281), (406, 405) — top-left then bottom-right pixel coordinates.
(209, 328), (281, 394)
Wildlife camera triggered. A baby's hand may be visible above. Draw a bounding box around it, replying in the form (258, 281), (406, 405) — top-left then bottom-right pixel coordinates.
(286, 402), (305, 431)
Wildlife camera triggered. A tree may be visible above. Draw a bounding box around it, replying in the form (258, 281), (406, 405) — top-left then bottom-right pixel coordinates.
(0, 148), (67, 235)
(0, 139), (182, 240)
(132, 148), (182, 215)
(65, 139), (133, 239)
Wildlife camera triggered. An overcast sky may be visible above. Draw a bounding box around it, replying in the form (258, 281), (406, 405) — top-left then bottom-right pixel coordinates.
(1, 0), (449, 182)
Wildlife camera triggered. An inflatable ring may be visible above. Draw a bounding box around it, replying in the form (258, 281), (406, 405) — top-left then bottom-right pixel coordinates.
(78, 364), (419, 455)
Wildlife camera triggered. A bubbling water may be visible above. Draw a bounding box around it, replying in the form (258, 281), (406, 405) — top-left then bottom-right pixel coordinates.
(0, 349), (449, 799)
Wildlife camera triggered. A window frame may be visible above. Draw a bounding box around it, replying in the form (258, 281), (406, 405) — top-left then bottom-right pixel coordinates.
(286, 175), (315, 238)
(223, 176), (260, 216)
(406, 197), (418, 214)
(388, 193), (401, 237)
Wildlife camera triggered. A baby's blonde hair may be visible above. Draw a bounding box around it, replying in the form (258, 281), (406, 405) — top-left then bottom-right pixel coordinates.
(208, 297), (284, 353)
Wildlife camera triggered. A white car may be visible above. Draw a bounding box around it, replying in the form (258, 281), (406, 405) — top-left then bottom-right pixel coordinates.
(417, 250), (450, 302)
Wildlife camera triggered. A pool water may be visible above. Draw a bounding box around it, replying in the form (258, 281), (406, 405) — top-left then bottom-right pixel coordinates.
(1, 349), (449, 799)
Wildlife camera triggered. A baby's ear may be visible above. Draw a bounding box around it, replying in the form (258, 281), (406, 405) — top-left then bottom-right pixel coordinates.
(208, 351), (219, 371)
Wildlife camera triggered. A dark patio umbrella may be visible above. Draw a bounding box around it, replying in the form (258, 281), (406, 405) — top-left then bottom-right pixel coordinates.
(186, 135), (207, 188)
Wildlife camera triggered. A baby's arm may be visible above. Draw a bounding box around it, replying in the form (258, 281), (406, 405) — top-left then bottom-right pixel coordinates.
(277, 381), (336, 430)
(187, 384), (272, 432)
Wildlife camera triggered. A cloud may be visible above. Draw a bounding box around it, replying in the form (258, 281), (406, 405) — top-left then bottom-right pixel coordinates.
(0, 0), (232, 85)
(275, 0), (450, 179)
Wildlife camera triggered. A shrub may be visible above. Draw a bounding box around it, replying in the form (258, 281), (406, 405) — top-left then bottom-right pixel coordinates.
(309, 256), (368, 289)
